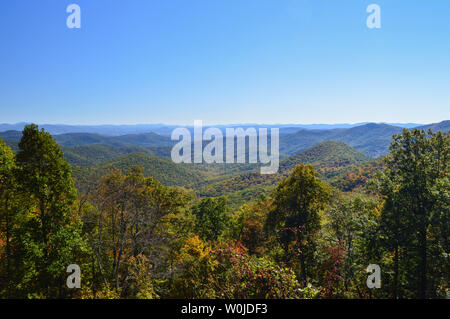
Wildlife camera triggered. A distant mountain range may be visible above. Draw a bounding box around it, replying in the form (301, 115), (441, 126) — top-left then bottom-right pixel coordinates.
(2, 121), (447, 209)
(279, 123), (405, 158)
(0, 123), (176, 136)
(1, 121), (448, 160)
(277, 121), (449, 157)
(0, 122), (426, 136)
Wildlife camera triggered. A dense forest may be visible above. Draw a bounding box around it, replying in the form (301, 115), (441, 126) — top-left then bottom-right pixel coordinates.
(0, 124), (448, 299)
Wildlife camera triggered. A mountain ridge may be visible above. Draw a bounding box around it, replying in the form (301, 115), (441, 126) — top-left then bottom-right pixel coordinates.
(0, 121), (429, 136)
(1, 121), (448, 161)
(197, 141), (372, 208)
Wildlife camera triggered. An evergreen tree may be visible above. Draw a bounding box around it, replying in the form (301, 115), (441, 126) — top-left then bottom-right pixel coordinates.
(375, 129), (449, 298)
(14, 124), (87, 298)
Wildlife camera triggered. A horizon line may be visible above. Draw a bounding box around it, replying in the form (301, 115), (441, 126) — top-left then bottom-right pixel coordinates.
(0, 121), (437, 127)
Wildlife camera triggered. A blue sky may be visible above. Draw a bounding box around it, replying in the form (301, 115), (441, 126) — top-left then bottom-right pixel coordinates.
(0, 0), (449, 125)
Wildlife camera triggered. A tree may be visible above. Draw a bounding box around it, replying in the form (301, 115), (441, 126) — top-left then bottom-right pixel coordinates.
(266, 164), (331, 285)
(374, 129), (449, 298)
(231, 196), (272, 256)
(170, 236), (218, 298)
(212, 241), (307, 299)
(171, 237), (308, 299)
(14, 124), (88, 298)
(191, 197), (230, 242)
(0, 139), (19, 297)
(87, 167), (191, 297)
(322, 195), (381, 298)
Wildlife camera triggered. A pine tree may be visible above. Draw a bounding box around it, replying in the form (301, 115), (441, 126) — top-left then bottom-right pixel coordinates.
(14, 124), (87, 298)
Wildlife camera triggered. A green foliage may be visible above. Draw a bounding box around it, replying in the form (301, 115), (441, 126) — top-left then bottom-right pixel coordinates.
(0, 138), (19, 297)
(84, 167), (191, 298)
(199, 141), (371, 209)
(212, 242), (305, 299)
(266, 164), (331, 285)
(170, 236), (218, 298)
(2, 125), (89, 298)
(230, 196), (272, 256)
(319, 194), (381, 298)
(191, 197), (231, 242)
(72, 152), (208, 193)
(171, 238), (307, 299)
(371, 129), (449, 298)
(280, 141), (370, 174)
(62, 144), (171, 167)
(329, 158), (385, 192)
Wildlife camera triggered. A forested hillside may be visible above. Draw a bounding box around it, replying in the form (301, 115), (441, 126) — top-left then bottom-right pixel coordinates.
(198, 141), (372, 208)
(416, 120), (450, 132)
(279, 123), (405, 157)
(72, 152), (207, 192)
(62, 144), (171, 166)
(0, 123), (448, 299)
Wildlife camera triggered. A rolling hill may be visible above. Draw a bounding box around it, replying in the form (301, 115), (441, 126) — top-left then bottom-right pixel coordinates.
(54, 132), (173, 147)
(279, 141), (371, 176)
(72, 152), (208, 193)
(279, 123), (405, 157)
(70, 140), (374, 208)
(62, 144), (172, 166)
(198, 141), (373, 208)
(0, 131), (173, 147)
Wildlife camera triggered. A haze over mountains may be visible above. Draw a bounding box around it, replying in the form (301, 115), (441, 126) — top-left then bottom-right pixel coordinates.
(0, 122), (426, 136)
(1, 122), (449, 162)
(1, 121), (448, 159)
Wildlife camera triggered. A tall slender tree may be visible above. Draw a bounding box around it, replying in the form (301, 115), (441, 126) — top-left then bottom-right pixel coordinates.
(14, 124), (87, 298)
(376, 129), (449, 298)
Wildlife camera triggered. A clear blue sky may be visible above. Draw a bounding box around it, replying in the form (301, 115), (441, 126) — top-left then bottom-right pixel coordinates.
(0, 0), (449, 125)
